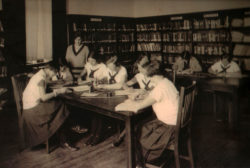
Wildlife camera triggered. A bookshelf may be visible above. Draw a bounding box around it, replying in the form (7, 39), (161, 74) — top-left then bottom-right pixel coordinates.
(135, 22), (162, 62)
(67, 8), (250, 73)
(192, 12), (231, 70)
(67, 15), (136, 75)
(0, 11), (6, 78)
(161, 17), (193, 67)
(230, 9), (250, 72)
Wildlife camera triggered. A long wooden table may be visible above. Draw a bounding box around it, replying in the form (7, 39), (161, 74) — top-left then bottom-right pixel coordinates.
(60, 92), (140, 168)
(174, 73), (250, 130)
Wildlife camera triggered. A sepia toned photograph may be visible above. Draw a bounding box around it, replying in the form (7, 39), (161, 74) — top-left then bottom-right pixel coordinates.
(0, 0), (250, 167)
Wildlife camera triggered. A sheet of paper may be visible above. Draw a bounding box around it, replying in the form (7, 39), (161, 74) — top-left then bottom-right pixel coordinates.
(80, 92), (99, 97)
(115, 99), (137, 112)
(69, 85), (90, 92)
(115, 89), (144, 96)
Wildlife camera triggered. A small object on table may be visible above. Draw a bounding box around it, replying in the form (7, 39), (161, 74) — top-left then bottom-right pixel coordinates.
(107, 91), (114, 97)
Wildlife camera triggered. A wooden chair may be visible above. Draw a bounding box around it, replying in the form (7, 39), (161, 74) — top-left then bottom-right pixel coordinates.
(146, 81), (196, 168)
(11, 73), (51, 153)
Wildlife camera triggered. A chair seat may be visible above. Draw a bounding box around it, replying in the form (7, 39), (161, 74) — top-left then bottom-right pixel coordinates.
(145, 81), (196, 168)
(167, 144), (175, 151)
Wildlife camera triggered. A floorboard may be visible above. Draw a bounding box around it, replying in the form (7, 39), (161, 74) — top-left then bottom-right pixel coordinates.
(0, 102), (250, 168)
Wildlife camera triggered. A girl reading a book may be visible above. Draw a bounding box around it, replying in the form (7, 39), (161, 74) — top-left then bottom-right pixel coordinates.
(116, 61), (179, 167)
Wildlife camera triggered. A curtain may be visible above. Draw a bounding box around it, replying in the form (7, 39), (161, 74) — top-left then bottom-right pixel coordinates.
(25, 0), (52, 64)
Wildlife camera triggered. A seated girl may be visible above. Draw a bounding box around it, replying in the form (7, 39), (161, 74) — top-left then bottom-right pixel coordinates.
(208, 53), (241, 76)
(96, 55), (128, 90)
(116, 61), (179, 167)
(77, 51), (106, 83)
(85, 55), (128, 146)
(57, 58), (73, 82)
(172, 51), (202, 74)
(113, 58), (155, 147)
(22, 63), (78, 151)
(130, 53), (150, 76)
(123, 55), (154, 91)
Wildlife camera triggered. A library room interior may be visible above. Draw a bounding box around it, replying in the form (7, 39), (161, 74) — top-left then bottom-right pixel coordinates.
(1, 0), (250, 167)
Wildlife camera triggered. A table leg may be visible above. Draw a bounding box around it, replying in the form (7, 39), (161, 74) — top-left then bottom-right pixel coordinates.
(228, 90), (238, 130)
(126, 117), (136, 168)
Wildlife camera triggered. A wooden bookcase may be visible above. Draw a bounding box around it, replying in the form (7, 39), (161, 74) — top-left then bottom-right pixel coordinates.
(67, 8), (250, 73)
(67, 15), (135, 61)
(0, 11), (6, 78)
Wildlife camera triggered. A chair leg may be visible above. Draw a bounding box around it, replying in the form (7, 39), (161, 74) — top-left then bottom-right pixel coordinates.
(174, 149), (180, 168)
(213, 93), (217, 119)
(187, 137), (194, 168)
(46, 139), (50, 154)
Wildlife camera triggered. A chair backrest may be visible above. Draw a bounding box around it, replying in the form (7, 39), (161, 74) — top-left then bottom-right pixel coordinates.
(11, 73), (31, 118)
(175, 81), (196, 143)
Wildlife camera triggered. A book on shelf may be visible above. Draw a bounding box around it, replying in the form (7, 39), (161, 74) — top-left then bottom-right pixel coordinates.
(243, 59), (250, 70)
(233, 44), (250, 56)
(163, 44), (191, 54)
(194, 45), (229, 55)
(231, 31), (244, 42)
(231, 18), (244, 27)
(244, 17), (250, 27)
(137, 43), (161, 51)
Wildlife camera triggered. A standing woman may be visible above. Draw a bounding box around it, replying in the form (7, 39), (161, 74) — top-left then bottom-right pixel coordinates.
(65, 33), (89, 80)
(22, 64), (78, 151)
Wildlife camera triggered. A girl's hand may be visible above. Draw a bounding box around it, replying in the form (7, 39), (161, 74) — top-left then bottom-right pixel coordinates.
(77, 77), (82, 82)
(95, 84), (105, 89)
(57, 88), (67, 94)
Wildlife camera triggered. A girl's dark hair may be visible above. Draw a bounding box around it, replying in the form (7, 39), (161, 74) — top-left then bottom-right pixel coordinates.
(182, 51), (191, 61)
(145, 61), (164, 77)
(73, 32), (82, 39)
(135, 53), (150, 65)
(88, 51), (103, 63)
(105, 55), (121, 67)
(46, 62), (59, 73)
(221, 53), (233, 62)
(132, 53), (150, 74)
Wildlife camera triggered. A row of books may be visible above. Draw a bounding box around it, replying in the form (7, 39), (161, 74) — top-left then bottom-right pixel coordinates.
(137, 33), (161, 42)
(73, 23), (116, 32)
(137, 43), (161, 51)
(118, 24), (135, 31)
(119, 33), (134, 42)
(0, 66), (7, 78)
(99, 46), (116, 54)
(163, 44), (191, 54)
(136, 24), (159, 31)
(95, 33), (116, 42)
(118, 44), (135, 52)
(193, 17), (229, 29)
(231, 31), (250, 42)
(193, 45), (229, 55)
(193, 31), (230, 42)
(231, 17), (250, 27)
(163, 32), (192, 42)
(162, 20), (191, 30)
(233, 44), (250, 56)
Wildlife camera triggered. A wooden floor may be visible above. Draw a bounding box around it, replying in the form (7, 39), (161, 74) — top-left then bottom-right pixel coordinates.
(0, 101), (250, 168)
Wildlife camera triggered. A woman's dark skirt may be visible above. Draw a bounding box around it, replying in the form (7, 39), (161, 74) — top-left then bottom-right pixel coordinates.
(21, 99), (70, 149)
(137, 119), (175, 163)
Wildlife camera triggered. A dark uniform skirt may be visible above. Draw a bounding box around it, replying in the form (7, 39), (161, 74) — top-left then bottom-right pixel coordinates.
(138, 119), (175, 163)
(21, 99), (70, 149)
